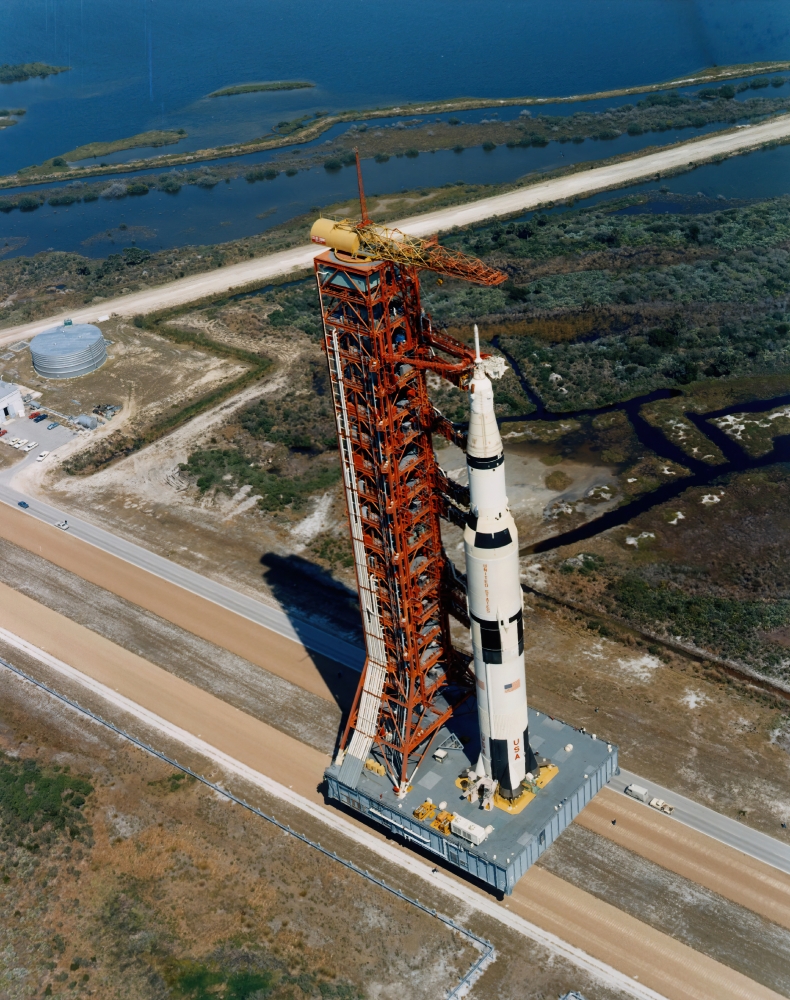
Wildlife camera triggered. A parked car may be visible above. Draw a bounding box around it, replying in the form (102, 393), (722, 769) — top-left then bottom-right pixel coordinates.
(55, 520), (69, 531)
(13, 439), (28, 449)
(649, 797), (675, 815)
(0, 429), (6, 438)
(17, 500), (29, 509)
(33, 414), (48, 423)
(22, 442), (38, 452)
(28, 411), (41, 420)
(47, 422), (59, 430)
(36, 451), (50, 462)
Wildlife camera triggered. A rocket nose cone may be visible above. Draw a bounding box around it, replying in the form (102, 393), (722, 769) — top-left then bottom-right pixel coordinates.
(467, 372), (503, 459)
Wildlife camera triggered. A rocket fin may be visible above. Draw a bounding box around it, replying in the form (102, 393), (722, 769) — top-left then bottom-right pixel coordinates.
(524, 727), (538, 774)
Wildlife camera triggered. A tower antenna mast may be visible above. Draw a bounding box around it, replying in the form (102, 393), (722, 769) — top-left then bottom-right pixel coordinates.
(354, 148), (371, 225)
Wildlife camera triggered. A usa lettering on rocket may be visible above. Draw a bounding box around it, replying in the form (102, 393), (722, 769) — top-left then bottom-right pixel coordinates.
(463, 326), (538, 799)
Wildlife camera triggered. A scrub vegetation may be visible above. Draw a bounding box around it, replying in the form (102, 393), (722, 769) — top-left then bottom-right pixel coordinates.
(16, 130), (189, 179)
(538, 460), (790, 682)
(0, 682), (473, 999)
(431, 193), (790, 409)
(0, 753), (93, 849)
(0, 62), (69, 84)
(178, 335), (341, 512)
(209, 81), (314, 97)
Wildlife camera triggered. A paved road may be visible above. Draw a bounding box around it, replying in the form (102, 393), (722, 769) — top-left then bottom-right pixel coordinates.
(610, 768), (790, 876)
(2, 113), (790, 348)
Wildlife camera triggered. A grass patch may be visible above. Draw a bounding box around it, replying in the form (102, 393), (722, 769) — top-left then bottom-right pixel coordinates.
(18, 130), (188, 177)
(0, 753), (93, 847)
(610, 574), (790, 665)
(546, 470), (573, 491)
(62, 129), (188, 162)
(166, 954), (361, 1000)
(180, 446), (340, 512)
(209, 81), (314, 97)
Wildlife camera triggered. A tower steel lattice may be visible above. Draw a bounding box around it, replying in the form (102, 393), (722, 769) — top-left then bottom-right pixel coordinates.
(314, 155), (506, 794)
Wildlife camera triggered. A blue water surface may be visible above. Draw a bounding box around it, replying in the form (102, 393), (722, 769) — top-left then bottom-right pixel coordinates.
(2, 0), (790, 176)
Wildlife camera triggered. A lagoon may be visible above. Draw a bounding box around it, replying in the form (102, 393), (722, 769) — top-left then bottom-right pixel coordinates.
(2, 0), (790, 177)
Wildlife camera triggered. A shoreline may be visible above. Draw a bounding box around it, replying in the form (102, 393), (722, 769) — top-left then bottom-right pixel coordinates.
(2, 113), (790, 339)
(3, 60), (788, 192)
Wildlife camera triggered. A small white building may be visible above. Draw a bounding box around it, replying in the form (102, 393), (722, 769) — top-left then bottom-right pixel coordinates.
(0, 381), (25, 422)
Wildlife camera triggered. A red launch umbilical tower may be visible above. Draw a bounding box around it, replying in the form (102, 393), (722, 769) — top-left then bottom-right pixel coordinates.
(312, 155), (506, 793)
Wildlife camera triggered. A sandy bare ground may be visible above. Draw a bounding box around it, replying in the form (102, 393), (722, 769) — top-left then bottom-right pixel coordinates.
(0, 503), (344, 702)
(0, 583), (783, 1000)
(3, 114), (790, 346)
(578, 788), (790, 931)
(16, 368), (288, 510)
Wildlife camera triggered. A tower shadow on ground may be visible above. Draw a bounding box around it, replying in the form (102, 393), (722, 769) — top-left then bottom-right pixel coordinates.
(260, 551), (364, 719)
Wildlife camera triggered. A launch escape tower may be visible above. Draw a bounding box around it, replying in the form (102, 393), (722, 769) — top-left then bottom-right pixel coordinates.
(314, 157), (617, 892)
(311, 160), (506, 794)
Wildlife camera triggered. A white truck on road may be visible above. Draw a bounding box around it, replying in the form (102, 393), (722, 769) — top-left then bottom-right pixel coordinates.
(624, 783), (649, 803)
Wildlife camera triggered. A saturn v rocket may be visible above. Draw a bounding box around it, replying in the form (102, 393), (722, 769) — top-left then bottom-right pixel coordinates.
(464, 327), (538, 799)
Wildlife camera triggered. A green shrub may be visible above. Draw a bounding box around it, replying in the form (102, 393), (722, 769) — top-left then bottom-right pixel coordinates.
(126, 182), (149, 196)
(404, 148), (419, 158)
(82, 189), (99, 202)
(123, 246), (151, 265)
(48, 192), (80, 206)
(180, 448), (339, 511)
(482, 141), (496, 151)
(0, 754), (93, 846)
(611, 574), (790, 664)
(323, 158), (342, 172)
(18, 194), (41, 211)
(374, 152), (389, 163)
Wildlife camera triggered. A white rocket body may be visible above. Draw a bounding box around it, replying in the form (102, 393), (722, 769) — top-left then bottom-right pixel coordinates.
(463, 330), (536, 799)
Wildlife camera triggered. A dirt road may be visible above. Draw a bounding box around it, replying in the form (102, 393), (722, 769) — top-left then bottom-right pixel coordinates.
(0, 501), (358, 705)
(0, 585), (783, 1000)
(3, 114), (790, 346)
(578, 788), (790, 931)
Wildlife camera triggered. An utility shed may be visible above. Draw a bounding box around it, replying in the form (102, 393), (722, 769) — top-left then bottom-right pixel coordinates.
(0, 381), (25, 421)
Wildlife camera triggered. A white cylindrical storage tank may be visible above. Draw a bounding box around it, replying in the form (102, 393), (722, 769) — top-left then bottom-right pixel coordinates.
(30, 323), (107, 379)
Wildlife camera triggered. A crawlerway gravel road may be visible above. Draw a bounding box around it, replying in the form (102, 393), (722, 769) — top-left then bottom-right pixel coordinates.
(2, 113), (790, 346)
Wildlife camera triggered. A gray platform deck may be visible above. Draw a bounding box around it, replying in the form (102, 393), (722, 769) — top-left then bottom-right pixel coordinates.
(325, 706), (618, 894)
